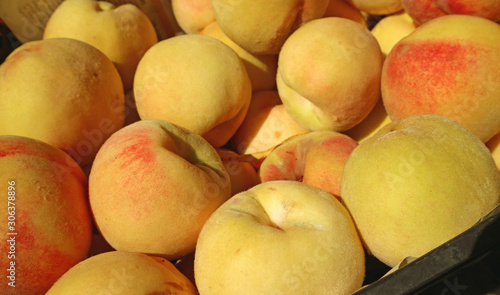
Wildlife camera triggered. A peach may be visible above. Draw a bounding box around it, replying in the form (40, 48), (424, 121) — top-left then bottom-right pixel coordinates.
(347, 0), (403, 15)
(201, 21), (278, 92)
(277, 17), (384, 132)
(211, 0), (330, 55)
(217, 148), (260, 196)
(258, 131), (358, 199)
(0, 135), (93, 294)
(381, 15), (500, 142)
(323, 0), (368, 27)
(343, 98), (392, 142)
(0, 38), (124, 166)
(89, 120), (231, 260)
(341, 114), (500, 267)
(402, 0), (500, 25)
(194, 181), (365, 295)
(172, 0), (215, 34)
(486, 132), (500, 172)
(371, 12), (416, 56)
(46, 251), (197, 294)
(230, 90), (310, 158)
(134, 34), (252, 148)
(43, 0), (158, 91)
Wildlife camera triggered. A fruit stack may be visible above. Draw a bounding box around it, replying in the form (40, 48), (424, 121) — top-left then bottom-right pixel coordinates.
(0, 0), (499, 294)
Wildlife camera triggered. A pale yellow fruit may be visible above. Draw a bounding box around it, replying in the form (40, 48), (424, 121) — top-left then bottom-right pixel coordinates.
(371, 12), (416, 56)
(341, 114), (500, 267)
(277, 17), (384, 132)
(343, 98), (392, 142)
(43, 0), (158, 90)
(46, 251), (197, 294)
(172, 0), (215, 34)
(134, 34), (252, 148)
(195, 181), (365, 295)
(89, 120), (231, 260)
(0, 38), (124, 166)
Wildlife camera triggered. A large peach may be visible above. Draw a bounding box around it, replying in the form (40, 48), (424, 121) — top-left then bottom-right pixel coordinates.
(402, 0), (500, 25)
(47, 251), (197, 294)
(194, 181), (365, 295)
(0, 38), (124, 166)
(134, 34), (252, 148)
(172, 0), (215, 34)
(211, 0), (329, 55)
(0, 135), (93, 294)
(341, 114), (500, 267)
(89, 120), (231, 260)
(259, 131), (358, 199)
(230, 90), (309, 158)
(381, 15), (500, 142)
(43, 0), (158, 91)
(277, 17), (384, 132)
(201, 21), (278, 92)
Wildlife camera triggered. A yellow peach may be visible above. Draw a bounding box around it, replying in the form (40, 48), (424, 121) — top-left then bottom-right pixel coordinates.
(277, 17), (384, 132)
(230, 90), (310, 157)
(323, 0), (367, 27)
(134, 34), (252, 148)
(0, 38), (124, 166)
(195, 181), (365, 295)
(381, 15), (500, 142)
(371, 12), (416, 56)
(259, 131), (358, 199)
(172, 0), (215, 34)
(347, 0), (403, 14)
(0, 135), (93, 294)
(342, 114), (500, 267)
(217, 148), (260, 196)
(43, 0), (158, 91)
(202, 21), (278, 92)
(89, 120), (231, 260)
(47, 251), (197, 294)
(211, 0), (330, 55)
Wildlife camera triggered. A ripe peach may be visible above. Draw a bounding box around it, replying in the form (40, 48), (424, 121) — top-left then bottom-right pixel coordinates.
(211, 0), (330, 55)
(486, 132), (500, 172)
(277, 17), (384, 132)
(46, 251), (197, 294)
(195, 181), (365, 295)
(201, 21), (278, 92)
(134, 34), (252, 148)
(371, 12), (416, 56)
(259, 131), (358, 199)
(172, 0), (215, 34)
(402, 0), (500, 25)
(343, 98), (392, 142)
(0, 38), (124, 166)
(43, 0), (158, 90)
(89, 120), (231, 260)
(230, 90), (310, 158)
(347, 0), (403, 15)
(342, 114), (500, 267)
(217, 148), (259, 196)
(0, 135), (93, 294)
(323, 0), (367, 27)
(381, 15), (500, 142)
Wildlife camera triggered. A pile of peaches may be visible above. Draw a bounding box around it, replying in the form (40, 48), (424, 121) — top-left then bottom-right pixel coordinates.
(1, 0), (500, 294)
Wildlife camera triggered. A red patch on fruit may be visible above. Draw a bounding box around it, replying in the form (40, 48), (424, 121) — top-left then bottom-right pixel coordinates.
(116, 131), (156, 169)
(383, 40), (484, 119)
